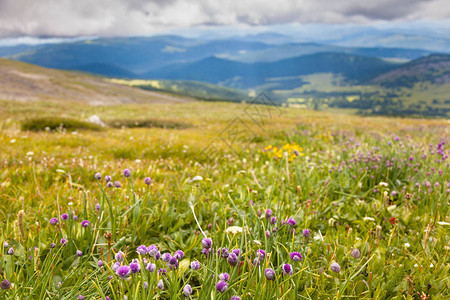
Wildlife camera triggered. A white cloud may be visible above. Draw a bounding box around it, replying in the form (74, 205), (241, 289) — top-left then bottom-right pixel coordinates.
(0, 0), (448, 38)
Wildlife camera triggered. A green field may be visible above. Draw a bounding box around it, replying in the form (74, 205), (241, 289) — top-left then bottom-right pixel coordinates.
(0, 97), (449, 299)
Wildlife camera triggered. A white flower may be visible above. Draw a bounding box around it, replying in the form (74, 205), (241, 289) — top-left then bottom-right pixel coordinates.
(363, 217), (375, 221)
(404, 243), (410, 248)
(414, 263), (418, 267)
(430, 263), (434, 268)
(225, 226), (242, 234)
(192, 175), (203, 181)
(379, 182), (389, 187)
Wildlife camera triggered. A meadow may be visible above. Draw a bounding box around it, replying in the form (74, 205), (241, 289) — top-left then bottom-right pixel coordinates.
(0, 99), (448, 299)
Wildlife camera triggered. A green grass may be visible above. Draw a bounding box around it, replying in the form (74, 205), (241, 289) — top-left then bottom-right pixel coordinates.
(0, 99), (448, 299)
(21, 116), (103, 132)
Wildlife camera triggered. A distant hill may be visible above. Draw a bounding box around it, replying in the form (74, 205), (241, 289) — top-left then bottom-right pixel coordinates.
(0, 59), (194, 105)
(372, 54), (450, 88)
(144, 53), (398, 88)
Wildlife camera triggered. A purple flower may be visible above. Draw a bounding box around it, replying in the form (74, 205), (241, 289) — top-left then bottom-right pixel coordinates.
(61, 213), (69, 221)
(182, 284), (192, 297)
(112, 262), (121, 271)
(219, 272), (229, 281)
(270, 216), (276, 225)
(157, 279), (164, 290)
(351, 249), (360, 258)
(130, 261), (141, 273)
(136, 245), (148, 255)
(265, 268), (275, 280)
(202, 238), (212, 249)
(154, 251), (161, 260)
(191, 261), (200, 270)
(105, 175), (111, 182)
(253, 258), (261, 267)
(49, 218), (58, 225)
(227, 217), (234, 226)
(147, 245), (158, 257)
(290, 252), (302, 261)
(231, 296), (241, 300)
(168, 257), (178, 269)
(123, 169), (131, 178)
(98, 260), (104, 267)
(116, 265), (131, 279)
(287, 217), (296, 227)
(1, 279), (11, 290)
(114, 181), (121, 188)
(78, 295), (85, 300)
(7, 247), (14, 255)
(146, 263), (156, 272)
(60, 238), (67, 246)
(216, 280), (228, 293)
(95, 204), (101, 212)
(76, 250), (83, 257)
(202, 247), (211, 258)
(330, 262), (341, 273)
(144, 282), (148, 290)
(158, 268), (167, 276)
(265, 230), (271, 238)
(227, 252), (238, 266)
(302, 229), (310, 238)
(266, 209), (273, 218)
(94, 172), (101, 180)
(161, 253), (172, 262)
(106, 181), (113, 188)
(256, 249), (266, 260)
(50, 243), (56, 248)
(73, 215), (78, 221)
(218, 247), (229, 258)
(174, 250), (184, 260)
(115, 251), (125, 262)
(3, 242), (9, 248)
(282, 263), (293, 275)
(81, 220), (90, 228)
(232, 248), (240, 257)
(144, 177), (152, 185)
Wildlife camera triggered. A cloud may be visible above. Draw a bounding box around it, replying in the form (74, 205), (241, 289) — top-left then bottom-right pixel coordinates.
(0, 0), (448, 38)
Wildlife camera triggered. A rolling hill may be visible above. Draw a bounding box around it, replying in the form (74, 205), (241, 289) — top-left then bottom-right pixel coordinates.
(0, 59), (194, 105)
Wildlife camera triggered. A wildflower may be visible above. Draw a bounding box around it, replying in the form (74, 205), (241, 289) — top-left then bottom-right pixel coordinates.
(202, 238), (212, 249)
(107, 181), (113, 188)
(105, 175), (111, 182)
(95, 204), (101, 212)
(174, 250), (184, 260)
(253, 257), (261, 266)
(157, 279), (164, 290)
(49, 218), (58, 225)
(136, 245), (148, 255)
(265, 268), (275, 280)
(266, 209), (273, 218)
(7, 248), (14, 255)
(112, 262), (121, 271)
(227, 217), (234, 226)
(216, 281), (228, 293)
(231, 296), (241, 300)
(218, 247), (229, 258)
(3, 242), (8, 248)
(61, 213), (69, 221)
(330, 262), (341, 273)
(168, 257), (178, 269)
(158, 268), (167, 276)
(95, 172), (101, 180)
(144, 282), (148, 290)
(60, 238), (67, 246)
(282, 263), (293, 275)
(290, 252), (302, 261)
(78, 295), (85, 300)
(265, 230), (271, 238)
(115, 251), (125, 262)
(144, 177), (151, 185)
(228, 253), (238, 266)
(303, 229), (310, 238)
(351, 249), (361, 258)
(114, 181), (121, 188)
(116, 265), (131, 279)
(50, 243), (56, 248)
(182, 284), (192, 297)
(147, 245), (158, 257)
(191, 261), (200, 270)
(146, 263), (156, 272)
(154, 251), (161, 260)
(232, 248), (240, 257)
(161, 253), (172, 262)
(73, 215), (79, 221)
(123, 169), (131, 177)
(98, 260), (104, 267)
(270, 216), (276, 225)
(256, 249), (266, 260)
(76, 250), (83, 257)
(81, 220), (90, 228)
(130, 261), (141, 273)
(219, 273), (229, 281)
(1, 279), (11, 290)
(287, 217), (296, 226)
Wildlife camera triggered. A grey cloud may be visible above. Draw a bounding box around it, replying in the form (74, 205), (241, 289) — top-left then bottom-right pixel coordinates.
(0, 0), (448, 37)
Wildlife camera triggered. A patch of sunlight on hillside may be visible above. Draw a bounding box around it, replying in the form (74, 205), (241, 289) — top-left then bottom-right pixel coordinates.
(107, 78), (163, 89)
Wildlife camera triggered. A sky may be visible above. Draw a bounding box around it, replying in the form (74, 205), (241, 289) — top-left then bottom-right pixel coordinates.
(0, 0), (449, 39)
